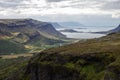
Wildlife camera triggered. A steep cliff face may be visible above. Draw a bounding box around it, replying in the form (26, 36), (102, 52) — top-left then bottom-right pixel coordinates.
(5, 32), (120, 80)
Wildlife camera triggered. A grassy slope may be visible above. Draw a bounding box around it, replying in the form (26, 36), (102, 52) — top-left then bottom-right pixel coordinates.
(0, 57), (30, 80)
(27, 32), (120, 80)
(0, 39), (27, 55)
(1, 32), (120, 80)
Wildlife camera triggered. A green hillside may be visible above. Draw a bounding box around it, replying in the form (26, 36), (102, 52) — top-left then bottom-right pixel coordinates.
(0, 39), (27, 55)
(0, 19), (68, 54)
(1, 32), (120, 80)
(0, 57), (30, 80)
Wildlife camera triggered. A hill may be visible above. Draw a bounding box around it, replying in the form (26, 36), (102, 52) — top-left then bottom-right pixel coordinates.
(3, 31), (120, 80)
(0, 19), (67, 54)
(108, 24), (120, 33)
(0, 19), (65, 39)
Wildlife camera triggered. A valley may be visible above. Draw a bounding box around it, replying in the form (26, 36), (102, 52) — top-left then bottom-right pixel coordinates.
(0, 0), (120, 80)
(0, 19), (120, 80)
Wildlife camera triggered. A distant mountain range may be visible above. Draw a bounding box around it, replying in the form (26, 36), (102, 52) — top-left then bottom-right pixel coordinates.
(58, 21), (85, 28)
(90, 24), (120, 34)
(51, 22), (63, 29)
(0, 19), (66, 54)
(50, 21), (85, 29)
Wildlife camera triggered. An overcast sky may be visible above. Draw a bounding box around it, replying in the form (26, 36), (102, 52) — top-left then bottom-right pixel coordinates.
(0, 0), (120, 26)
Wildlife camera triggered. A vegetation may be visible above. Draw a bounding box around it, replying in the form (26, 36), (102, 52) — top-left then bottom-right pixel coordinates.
(1, 19), (120, 80)
(0, 57), (30, 80)
(1, 32), (119, 80)
(0, 39), (27, 55)
(0, 19), (68, 55)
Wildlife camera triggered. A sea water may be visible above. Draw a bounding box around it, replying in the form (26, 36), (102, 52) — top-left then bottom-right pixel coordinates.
(58, 26), (115, 39)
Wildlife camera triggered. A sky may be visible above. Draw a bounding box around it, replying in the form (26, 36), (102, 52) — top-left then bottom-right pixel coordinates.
(0, 0), (120, 26)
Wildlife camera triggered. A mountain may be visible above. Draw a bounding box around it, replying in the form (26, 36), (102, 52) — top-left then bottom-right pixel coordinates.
(0, 19), (65, 39)
(4, 31), (120, 80)
(58, 21), (85, 28)
(108, 24), (120, 33)
(89, 24), (120, 34)
(0, 19), (66, 54)
(51, 22), (63, 29)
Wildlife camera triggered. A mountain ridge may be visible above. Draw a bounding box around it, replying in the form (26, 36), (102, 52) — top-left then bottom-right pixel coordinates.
(0, 19), (66, 38)
(0, 19), (66, 54)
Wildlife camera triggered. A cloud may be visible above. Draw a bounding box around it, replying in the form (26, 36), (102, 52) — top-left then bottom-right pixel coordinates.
(0, 0), (119, 26)
(101, 0), (120, 10)
(0, 0), (28, 9)
(46, 0), (64, 2)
